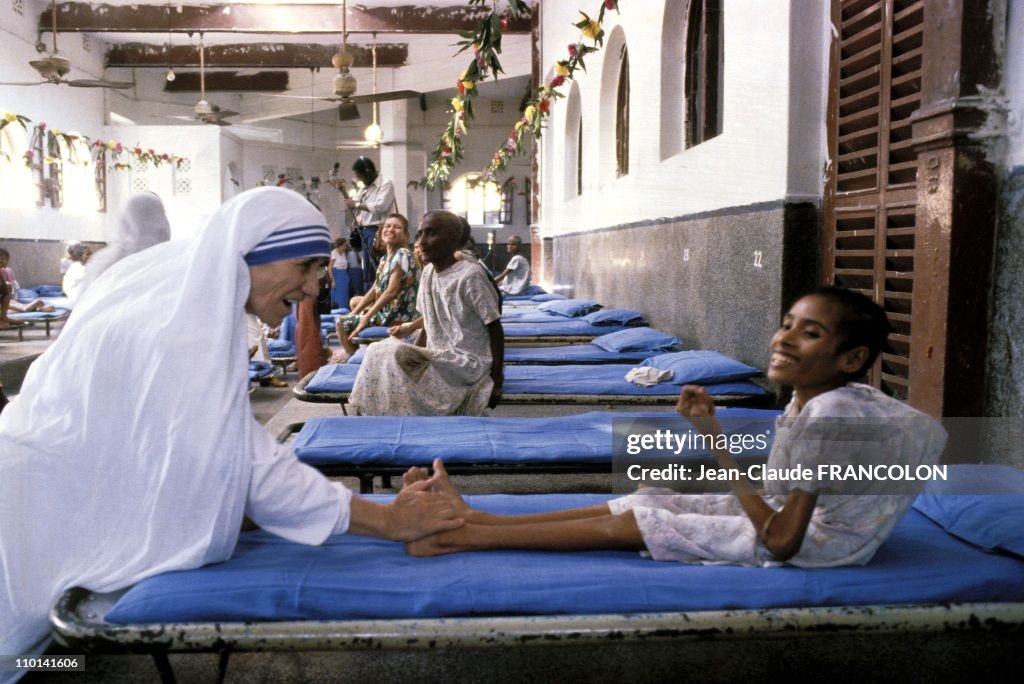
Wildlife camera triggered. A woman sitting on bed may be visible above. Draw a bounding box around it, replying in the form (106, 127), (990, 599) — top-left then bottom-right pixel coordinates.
(0, 188), (462, 660)
(405, 287), (947, 567)
(0, 248), (53, 324)
(332, 213), (419, 362)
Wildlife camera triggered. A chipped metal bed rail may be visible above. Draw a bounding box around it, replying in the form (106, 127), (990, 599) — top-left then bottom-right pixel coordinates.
(51, 588), (1024, 654)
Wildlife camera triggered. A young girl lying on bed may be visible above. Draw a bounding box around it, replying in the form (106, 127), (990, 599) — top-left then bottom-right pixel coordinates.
(404, 287), (947, 567)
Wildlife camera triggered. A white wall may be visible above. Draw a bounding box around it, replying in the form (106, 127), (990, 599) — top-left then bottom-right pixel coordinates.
(538, 0), (828, 236)
(1, 0), (112, 241)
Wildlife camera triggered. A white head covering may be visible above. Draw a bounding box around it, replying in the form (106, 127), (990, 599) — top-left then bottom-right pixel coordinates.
(0, 187), (345, 659)
(79, 192), (172, 294)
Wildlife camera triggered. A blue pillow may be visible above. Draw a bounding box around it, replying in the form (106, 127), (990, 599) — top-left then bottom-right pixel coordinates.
(34, 284), (64, 297)
(592, 327), (682, 352)
(589, 327), (684, 352)
(536, 298), (602, 318)
(639, 350), (760, 385)
(531, 293), (567, 302)
(913, 464), (1024, 558)
(14, 288), (38, 302)
(582, 307), (646, 327)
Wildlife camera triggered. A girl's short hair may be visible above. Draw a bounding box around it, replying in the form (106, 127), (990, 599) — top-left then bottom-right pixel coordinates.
(810, 286), (891, 378)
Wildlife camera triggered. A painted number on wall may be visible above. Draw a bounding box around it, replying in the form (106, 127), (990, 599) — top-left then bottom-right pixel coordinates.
(753, 251), (764, 268)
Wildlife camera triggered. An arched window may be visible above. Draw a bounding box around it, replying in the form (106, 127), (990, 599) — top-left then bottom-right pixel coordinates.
(449, 173), (502, 226)
(0, 119), (34, 209)
(615, 45), (630, 177)
(563, 81), (583, 199)
(56, 134), (99, 214)
(685, 0), (723, 147)
(577, 117), (583, 195)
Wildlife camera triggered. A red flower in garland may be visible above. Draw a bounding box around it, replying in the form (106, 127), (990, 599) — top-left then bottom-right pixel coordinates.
(568, 43), (578, 57)
(538, 99), (551, 113)
(500, 16), (509, 31)
(38, 122), (47, 131)
(161, 153), (169, 161)
(604, 0), (618, 9)
(550, 74), (565, 88)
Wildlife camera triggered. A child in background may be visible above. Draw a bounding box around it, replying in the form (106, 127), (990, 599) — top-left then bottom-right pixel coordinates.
(404, 287), (947, 568)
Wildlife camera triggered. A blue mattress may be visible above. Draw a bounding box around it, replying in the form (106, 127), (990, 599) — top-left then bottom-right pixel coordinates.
(347, 344), (667, 366)
(305, 363), (766, 397)
(502, 320), (630, 337)
(501, 310), (583, 323)
(267, 339), (295, 358)
(104, 493), (1024, 624)
(351, 322), (635, 341)
(248, 361), (275, 381)
(8, 307), (70, 321)
(292, 408), (781, 466)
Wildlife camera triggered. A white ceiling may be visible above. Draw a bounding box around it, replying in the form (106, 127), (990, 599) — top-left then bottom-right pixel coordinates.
(33, 1), (534, 134)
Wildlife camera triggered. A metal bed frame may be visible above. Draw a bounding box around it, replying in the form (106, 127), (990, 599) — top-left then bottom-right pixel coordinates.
(292, 371), (773, 413)
(50, 588), (1024, 684)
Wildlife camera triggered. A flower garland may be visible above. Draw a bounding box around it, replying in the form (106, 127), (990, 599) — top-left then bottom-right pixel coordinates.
(422, 0), (531, 189)
(421, 0), (618, 190)
(1, 111), (187, 171)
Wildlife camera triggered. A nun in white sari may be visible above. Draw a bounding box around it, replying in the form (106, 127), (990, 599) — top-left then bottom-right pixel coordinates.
(78, 191), (172, 294)
(0, 188), (460, 669)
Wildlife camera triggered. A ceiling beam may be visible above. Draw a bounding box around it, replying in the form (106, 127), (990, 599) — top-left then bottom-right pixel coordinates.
(43, 3), (532, 35)
(163, 71), (289, 92)
(105, 42), (408, 69)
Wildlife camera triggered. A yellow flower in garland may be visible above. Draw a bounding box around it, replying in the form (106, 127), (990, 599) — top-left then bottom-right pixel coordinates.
(451, 97), (464, 113)
(523, 105), (536, 121)
(554, 61), (571, 78)
(579, 13), (602, 41)
(3, 112), (16, 123)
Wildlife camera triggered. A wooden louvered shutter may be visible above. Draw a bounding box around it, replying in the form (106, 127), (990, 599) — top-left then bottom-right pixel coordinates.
(823, 0), (923, 400)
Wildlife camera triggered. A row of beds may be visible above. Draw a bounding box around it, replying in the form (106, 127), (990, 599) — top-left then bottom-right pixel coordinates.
(0, 285), (72, 340)
(54, 289), (1024, 680)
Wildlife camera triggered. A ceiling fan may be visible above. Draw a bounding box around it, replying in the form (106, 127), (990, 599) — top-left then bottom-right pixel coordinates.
(268, 0), (420, 121)
(0, 0), (133, 89)
(166, 35), (238, 126)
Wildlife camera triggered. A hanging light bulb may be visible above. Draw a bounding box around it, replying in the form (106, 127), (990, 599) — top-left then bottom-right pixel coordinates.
(364, 120), (383, 143)
(165, 66), (176, 82)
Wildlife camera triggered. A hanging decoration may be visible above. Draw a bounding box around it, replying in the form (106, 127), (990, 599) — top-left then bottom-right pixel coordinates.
(421, 0), (618, 190)
(2, 111), (188, 171)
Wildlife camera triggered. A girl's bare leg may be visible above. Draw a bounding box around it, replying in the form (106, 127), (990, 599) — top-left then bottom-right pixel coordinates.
(403, 459), (645, 556)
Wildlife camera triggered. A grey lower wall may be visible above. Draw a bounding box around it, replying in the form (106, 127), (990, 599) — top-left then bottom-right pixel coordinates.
(0, 238), (105, 288)
(551, 201), (819, 370)
(984, 165), (1024, 467)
